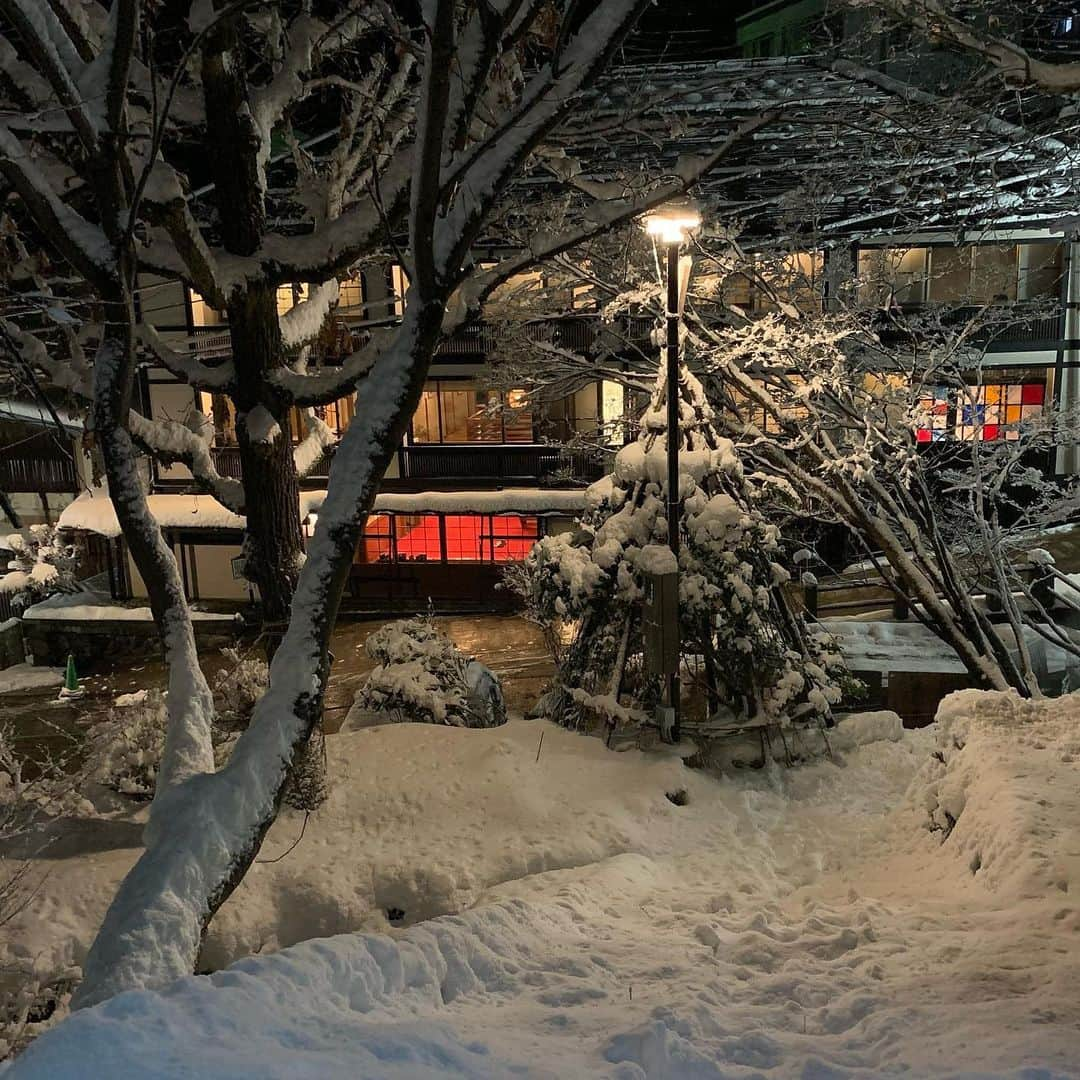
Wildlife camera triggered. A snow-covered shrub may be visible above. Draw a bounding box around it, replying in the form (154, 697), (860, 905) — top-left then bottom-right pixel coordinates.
(350, 617), (506, 728)
(83, 691), (168, 799)
(513, 365), (843, 734)
(211, 647), (269, 733)
(0, 526), (78, 612)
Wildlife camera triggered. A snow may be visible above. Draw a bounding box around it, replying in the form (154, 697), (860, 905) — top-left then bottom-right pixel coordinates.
(0, 663), (63, 694)
(58, 488), (586, 539)
(22, 592), (237, 622)
(278, 280), (339, 348)
(11, 691), (1080, 1076)
(637, 543), (677, 575)
(241, 405), (281, 446)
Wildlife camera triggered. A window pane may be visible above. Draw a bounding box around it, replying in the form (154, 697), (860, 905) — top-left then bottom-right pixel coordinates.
(470, 388), (503, 442)
(486, 515), (539, 562)
(1019, 242), (1063, 300)
(503, 389), (534, 443)
(444, 515), (482, 561)
(440, 386), (475, 443)
(338, 274), (363, 311)
(356, 514), (392, 563)
(927, 247), (970, 302)
(394, 514), (441, 561)
(971, 245), (1017, 302)
(412, 389), (440, 443)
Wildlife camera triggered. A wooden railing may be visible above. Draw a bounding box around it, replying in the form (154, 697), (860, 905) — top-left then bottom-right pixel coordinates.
(0, 443), (78, 494)
(397, 443), (605, 483)
(208, 445), (333, 482)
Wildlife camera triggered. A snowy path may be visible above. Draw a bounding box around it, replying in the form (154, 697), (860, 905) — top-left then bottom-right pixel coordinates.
(7, 698), (1080, 1077)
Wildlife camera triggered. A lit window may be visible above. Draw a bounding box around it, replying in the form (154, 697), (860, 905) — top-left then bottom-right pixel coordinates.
(482, 516), (539, 562)
(338, 274), (364, 310)
(915, 380), (1045, 442)
(356, 514), (392, 563)
(276, 283), (309, 315)
(189, 289), (223, 327)
(393, 514), (440, 562)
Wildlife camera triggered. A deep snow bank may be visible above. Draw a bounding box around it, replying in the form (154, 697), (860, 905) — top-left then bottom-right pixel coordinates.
(903, 688), (1080, 903)
(2, 720), (697, 989)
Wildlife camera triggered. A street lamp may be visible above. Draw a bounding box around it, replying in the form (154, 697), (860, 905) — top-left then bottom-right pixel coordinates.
(642, 201), (701, 744)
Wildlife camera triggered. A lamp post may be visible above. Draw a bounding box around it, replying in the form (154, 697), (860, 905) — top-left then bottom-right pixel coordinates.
(642, 203), (701, 744)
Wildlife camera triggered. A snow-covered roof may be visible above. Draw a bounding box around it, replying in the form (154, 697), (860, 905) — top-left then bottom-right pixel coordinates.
(58, 488), (587, 537)
(0, 399), (84, 435)
(522, 57), (1080, 240)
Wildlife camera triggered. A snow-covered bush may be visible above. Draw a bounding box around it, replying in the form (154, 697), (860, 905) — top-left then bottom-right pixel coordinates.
(350, 617), (506, 728)
(0, 526), (78, 612)
(84, 691), (168, 799)
(211, 647), (269, 733)
(514, 366), (843, 734)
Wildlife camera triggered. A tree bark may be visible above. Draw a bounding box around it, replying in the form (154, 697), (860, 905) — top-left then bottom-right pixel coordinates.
(202, 19), (304, 632)
(228, 283), (304, 628)
(74, 298), (445, 1008)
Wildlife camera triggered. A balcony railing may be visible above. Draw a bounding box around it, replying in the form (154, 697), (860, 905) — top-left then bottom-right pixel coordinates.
(206, 445), (333, 483)
(0, 443), (78, 494)
(877, 303), (1062, 351)
(397, 443), (605, 484)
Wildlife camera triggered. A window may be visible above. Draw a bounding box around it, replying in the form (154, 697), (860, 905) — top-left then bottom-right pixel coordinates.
(409, 381), (534, 443)
(199, 391), (237, 445)
(356, 514), (393, 563)
(482, 516), (539, 561)
(1018, 242), (1063, 300)
(857, 247), (928, 307)
(352, 514), (540, 564)
(189, 289), (223, 327)
(393, 514), (441, 562)
(390, 265), (409, 317)
(287, 395), (356, 442)
(443, 515), (483, 561)
(276, 283), (308, 315)
(915, 379), (1046, 442)
(338, 274), (364, 311)
(915, 388), (950, 443)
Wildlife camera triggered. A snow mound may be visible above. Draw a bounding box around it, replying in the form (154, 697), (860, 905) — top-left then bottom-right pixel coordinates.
(904, 689), (1080, 901)
(0, 664), (63, 694)
(5, 901), (558, 1079)
(832, 710), (904, 751)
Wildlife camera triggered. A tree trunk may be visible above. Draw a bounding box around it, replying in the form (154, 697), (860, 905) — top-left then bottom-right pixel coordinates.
(202, 21), (304, 632)
(74, 299), (446, 1009)
(228, 283), (304, 629)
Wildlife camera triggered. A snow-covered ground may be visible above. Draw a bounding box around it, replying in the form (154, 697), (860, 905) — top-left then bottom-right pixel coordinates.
(0, 665), (63, 695)
(6, 695), (1080, 1077)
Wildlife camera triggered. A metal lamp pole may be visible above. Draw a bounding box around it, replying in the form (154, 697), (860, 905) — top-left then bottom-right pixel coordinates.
(664, 238), (682, 744)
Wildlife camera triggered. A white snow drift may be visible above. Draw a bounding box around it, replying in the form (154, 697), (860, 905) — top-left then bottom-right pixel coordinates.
(6, 694), (1080, 1077)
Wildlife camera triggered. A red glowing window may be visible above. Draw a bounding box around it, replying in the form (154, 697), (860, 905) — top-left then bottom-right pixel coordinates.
(394, 515), (442, 562)
(355, 514), (392, 563)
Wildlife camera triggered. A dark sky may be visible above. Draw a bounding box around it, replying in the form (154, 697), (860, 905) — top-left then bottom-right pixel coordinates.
(628, 0), (764, 60)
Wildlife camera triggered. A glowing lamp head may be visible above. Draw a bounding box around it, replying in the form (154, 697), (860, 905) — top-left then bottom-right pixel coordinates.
(642, 205), (702, 245)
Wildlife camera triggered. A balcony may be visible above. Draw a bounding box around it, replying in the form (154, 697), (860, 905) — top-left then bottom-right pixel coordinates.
(875, 303), (1062, 352)
(396, 443), (606, 485)
(0, 437), (79, 494)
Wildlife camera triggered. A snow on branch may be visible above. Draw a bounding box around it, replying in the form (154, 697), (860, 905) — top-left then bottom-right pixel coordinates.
(0, 126), (114, 283)
(870, 0), (1080, 94)
(279, 280), (339, 349)
(127, 411), (245, 513)
(0, 0), (100, 150)
(136, 324), (235, 391)
(293, 409), (337, 478)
